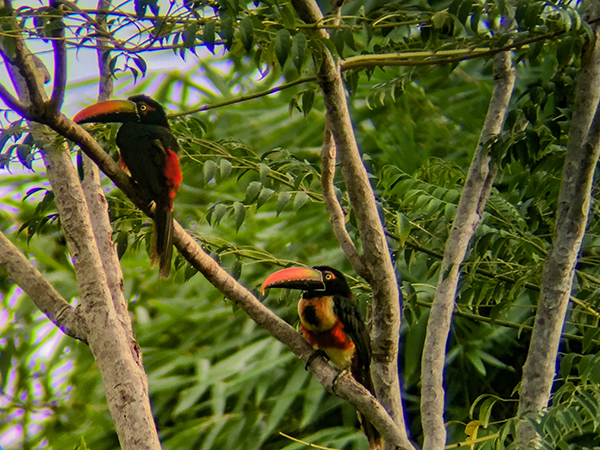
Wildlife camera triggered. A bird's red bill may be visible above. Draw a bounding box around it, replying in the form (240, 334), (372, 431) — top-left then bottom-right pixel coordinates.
(73, 99), (138, 123)
(261, 267), (324, 294)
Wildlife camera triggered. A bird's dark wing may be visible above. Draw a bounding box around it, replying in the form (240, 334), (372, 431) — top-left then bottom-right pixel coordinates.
(332, 294), (372, 371)
(116, 122), (181, 200)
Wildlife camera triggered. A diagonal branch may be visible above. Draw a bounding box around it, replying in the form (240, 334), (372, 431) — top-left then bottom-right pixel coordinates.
(420, 49), (515, 450)
(0, 231), (87, 341)
(45, 109), (410, 450)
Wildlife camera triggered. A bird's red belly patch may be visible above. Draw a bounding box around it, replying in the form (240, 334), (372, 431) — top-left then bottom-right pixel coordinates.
(302, 320), (354, 350)
(163, 149), (182, 206)
(164, 150), (182, 189)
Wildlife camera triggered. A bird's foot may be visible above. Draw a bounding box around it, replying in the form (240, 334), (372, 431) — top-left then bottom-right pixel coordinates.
(305, 349), (329, 370)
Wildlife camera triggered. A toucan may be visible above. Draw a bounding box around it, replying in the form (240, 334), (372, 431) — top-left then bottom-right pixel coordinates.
(262, 266), (382, 449)
(74, 95), (182, 278)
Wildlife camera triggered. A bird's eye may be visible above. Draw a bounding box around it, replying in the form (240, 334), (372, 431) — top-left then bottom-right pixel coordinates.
(139, 104), (147, 112)
(325, 273), (333, 280)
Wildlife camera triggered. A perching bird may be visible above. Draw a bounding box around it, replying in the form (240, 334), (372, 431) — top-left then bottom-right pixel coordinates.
(74, 95), (182, 278)
(262, 265), (382, 449)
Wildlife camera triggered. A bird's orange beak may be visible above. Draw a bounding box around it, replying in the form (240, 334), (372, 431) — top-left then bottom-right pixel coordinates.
(73, 99), (139, 124)
(261, 267), (325, 295)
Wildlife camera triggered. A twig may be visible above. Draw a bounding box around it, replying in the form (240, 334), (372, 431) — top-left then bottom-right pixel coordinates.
(170, 76), (317, 118)
(279, 432), (341, 450)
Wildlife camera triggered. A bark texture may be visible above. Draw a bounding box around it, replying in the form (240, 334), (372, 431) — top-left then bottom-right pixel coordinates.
(517, 11), (600, 448)
(0, 8), (161, 449)
(420, 50), (515, 450)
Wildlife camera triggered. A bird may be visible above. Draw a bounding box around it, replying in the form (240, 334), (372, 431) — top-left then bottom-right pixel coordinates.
(262, 265), (382, 449)
(74, 95), (182, 278)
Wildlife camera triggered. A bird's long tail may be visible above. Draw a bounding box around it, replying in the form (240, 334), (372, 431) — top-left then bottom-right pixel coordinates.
(151, 200), (174, 278)
(355, 366), (383, 450)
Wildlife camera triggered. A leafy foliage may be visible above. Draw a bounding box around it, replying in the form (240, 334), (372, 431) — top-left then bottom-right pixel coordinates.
(2, 0), (600, 449)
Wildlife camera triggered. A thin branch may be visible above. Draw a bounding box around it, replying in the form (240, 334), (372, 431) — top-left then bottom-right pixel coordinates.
(0, 81), (29, 117)
(95, 0), (113, 101)
(170, 76), (317, 118)
(320, 127), (366, 277)
(420, 47), (515, 450)
(0, 231), (87, 341)
(48, 13), (67, 112)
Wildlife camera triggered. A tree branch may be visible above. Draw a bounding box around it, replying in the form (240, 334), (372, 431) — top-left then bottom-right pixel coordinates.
(517, 8), (600, 447)
(172, 219), (411, 449)
(48, 11), (67, 112)
(0, 231), (87, 341)
(290, 4), (410, 448)
(420, 49), (515, 450)
(320, 126), (366, 276)
(0, 5), (161, 448)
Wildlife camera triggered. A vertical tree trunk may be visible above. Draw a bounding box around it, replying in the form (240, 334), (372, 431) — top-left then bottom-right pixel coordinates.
(421, 50), (515, 450)
(517, 9), (600, 447)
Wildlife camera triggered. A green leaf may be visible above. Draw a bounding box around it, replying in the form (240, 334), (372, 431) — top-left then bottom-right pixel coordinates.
(244, 181), (262, 204)
(220, 15), (234, 50)
(292, 191), (309, 212)
(183, 22), (198, 49)
(279, 2), (296, 29)
(301, 90), (315, 117)
(275, 28), (291, 68)
(116, 231), (128, 259)
(233, 201), (245, 232)
(230, 260), (242, 279)
(240, 16), (253, 53)
(557, 35), (575, 67)
(259, 163), (270, 183)
(204, 160), (217, 184)
(212, 203), (227, 226)
(16, 144), (33, 170)
(396, 212), (411, 245)
(276, 191), (292, 215)
(292, 32), (306, 72)
(256, 188), (274, 210)
(203, 20), (216, 53)
(219, 158), (232, 179)
(560, 353), (576, 380)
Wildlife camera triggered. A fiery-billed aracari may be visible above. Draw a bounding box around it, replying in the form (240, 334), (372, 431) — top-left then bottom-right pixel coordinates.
(74, 95), (182, 278)
(262, 266), (382, 449)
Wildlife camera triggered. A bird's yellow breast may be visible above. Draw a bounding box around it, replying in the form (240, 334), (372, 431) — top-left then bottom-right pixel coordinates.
(298, 296), (337, 332)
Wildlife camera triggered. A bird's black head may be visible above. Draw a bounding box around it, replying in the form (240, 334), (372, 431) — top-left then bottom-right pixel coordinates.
(128, 95), (169, 127)
(311, 266), (352, 298)
(74, 95), (169, 128)
(262, 265), (353, 299)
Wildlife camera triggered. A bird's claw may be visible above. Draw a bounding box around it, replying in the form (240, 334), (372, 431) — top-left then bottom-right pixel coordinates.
(305, 349), (329, 370)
